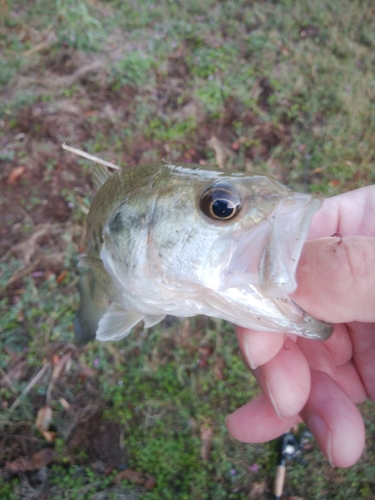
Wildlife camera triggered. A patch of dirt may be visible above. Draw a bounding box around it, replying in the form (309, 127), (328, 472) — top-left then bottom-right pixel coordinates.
(0, 345), (126, 477)
(66, 409), (128, 469)
(1, 44), (291, 266)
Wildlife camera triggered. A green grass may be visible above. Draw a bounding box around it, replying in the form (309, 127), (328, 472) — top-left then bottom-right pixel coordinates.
(1, 0), (375, 498)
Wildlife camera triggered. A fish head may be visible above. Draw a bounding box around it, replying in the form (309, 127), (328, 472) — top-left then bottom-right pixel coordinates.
(99, 163), (321, 307)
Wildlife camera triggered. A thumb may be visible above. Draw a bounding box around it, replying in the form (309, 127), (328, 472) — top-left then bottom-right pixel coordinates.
(293, 236), (375, 323)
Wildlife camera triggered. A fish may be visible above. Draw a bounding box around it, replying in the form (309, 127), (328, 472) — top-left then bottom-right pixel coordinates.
(74, 160), (332, 344)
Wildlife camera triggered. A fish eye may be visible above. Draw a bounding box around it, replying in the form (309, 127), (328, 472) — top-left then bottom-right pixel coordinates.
(199, 182), (241, 221)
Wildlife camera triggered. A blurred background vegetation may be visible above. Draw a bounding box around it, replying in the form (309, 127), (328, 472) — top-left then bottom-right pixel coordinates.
(1, 0), (375, 498)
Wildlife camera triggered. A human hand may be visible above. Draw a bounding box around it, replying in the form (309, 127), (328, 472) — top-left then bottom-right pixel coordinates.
(226, 185), (375, 467)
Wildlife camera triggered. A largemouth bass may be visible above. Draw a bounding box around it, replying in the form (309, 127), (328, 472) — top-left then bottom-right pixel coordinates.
(74, 161), (332, 344)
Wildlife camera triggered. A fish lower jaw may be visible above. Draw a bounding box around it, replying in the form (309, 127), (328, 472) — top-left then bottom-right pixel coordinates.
(118, 291), (333, 341)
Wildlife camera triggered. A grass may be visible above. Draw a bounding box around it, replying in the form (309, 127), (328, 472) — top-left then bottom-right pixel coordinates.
(1, 0), (375, 498)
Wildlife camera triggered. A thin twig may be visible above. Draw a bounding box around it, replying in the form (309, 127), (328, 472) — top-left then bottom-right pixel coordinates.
(45, 351), (72, 405)
(10, 363), (52, 410)
(0, 420), (35, 427)
(0, 263), (39, 294)
(0, 367), (17, 395)
(62, 143), (121, 170)
(22, 39), (53, 58)
(119, 426), (125, 450)
(0, 435), (44, 442)
(22, 24), (57, 57)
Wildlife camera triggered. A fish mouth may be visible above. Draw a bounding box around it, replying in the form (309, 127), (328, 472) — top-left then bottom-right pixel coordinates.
(220, 193), (322, 297)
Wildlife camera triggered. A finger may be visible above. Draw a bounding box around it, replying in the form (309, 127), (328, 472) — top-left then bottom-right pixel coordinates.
(254, 338), (310, 418)
(293, 236), (375, 323)
(336, 361), (367, 404)
(323, 323), (353, 367)
(300, 370), (365, 468)
(297, 337), (337, 381)
(226, 394), (300, 443)
(309, 186), (375, 238)
(348, 321), (375, 402)
(236, 327), (285, 369)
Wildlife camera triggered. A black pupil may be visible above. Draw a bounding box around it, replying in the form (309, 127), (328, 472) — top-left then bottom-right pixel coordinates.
(199, 182), (241, 221)
(212, 199), (234, 218)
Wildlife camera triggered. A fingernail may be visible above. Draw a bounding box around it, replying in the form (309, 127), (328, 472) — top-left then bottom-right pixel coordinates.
(308, 414), (334, 467)
(264, 376), (282, 419)
(242, 334), (258, 370)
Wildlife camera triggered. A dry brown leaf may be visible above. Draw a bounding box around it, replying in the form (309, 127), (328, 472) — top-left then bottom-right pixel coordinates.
(312, 167), (323, 174)
(114, 469), (156, 489)
(6, 457), (31, 473)
(250, 481), (267, 497)
(116, 469), (145, 485)
(6, 448), (56, 472)
(6, 166), (26, 184)
(78, 360), (97, 378)
(30, 448), (56, 468)
(52, 351), (73, 382)
(36, 406), (53, 431)
(83, 110), (99, 118)
(284, 497), (307, 500)
(59, 397), (71, 410)
(56, 270), (68, 284)
(144, 474), (157, 490)
(200, 424), (213, 461)
(40, 430), (57, 442)
(214, 358), (225, 381)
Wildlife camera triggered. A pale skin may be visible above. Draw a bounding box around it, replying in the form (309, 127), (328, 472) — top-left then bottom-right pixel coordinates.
(226, 185), (375, 468)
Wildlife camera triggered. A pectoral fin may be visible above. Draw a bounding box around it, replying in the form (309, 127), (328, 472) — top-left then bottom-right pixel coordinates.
(92, 163), (112, 190)
(74, 269), (109, 344)
(96, 305), (144, 341)
(143, 314), (166, 328)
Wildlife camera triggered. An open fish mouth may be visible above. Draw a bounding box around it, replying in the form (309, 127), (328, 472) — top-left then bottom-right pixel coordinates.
(209, 192), (333, 341)
(218, 193), (322, 298)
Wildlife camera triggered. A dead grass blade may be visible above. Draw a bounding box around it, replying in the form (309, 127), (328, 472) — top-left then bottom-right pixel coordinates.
(0, 366), (18, 394)
(200, 422), (214, 461)
(46, 351), (73, 404)
(62, 143), (121, 170)
(207, 136), (234, 169)
(35, 406), (56, 441)
(22, 30), (57, 57)
(6, 448), (56, 472)
(11, 223), (62, 265)
(16, 61), (106, 89)
(10, 362), (52, 410)
(0, 0), (8, 24)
